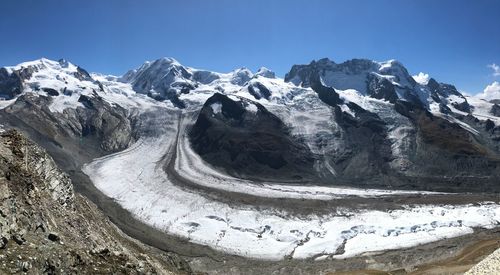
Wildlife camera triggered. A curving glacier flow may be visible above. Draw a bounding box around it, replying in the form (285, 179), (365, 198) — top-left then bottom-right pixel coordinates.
(2, 57), (500, 261)
(83, 105), (500, 260)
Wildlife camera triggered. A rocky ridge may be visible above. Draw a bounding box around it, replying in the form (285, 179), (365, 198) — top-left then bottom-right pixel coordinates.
(0, 129), (190, 274)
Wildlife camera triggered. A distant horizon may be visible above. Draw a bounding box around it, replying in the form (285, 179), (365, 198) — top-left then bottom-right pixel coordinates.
(1, 0), (499, 95)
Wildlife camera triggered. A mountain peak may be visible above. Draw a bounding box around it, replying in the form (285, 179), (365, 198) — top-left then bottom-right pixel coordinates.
(255, 67), (275, 78)
(230, 67), (253, 85)
(155, 57), (181, 66)
(7, 57), (78, 73)
(313, 57), (336, 65)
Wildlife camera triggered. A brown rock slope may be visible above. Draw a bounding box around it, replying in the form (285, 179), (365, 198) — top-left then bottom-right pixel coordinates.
(0, 129), (191, 274)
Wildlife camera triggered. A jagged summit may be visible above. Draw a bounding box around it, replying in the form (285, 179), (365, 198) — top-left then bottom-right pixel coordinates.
(285, 57), (413, 89)
(283, 57), (469, 111)
(0, 56), (496, 118)
(5, 58), (84, 76)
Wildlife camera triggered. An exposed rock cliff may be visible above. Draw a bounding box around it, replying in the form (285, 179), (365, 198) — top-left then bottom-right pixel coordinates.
(0, 130), (190, 274)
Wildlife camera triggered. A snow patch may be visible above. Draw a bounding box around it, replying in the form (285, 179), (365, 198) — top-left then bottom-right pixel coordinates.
(0, 98), (17, 109)
(210, 102), (222, 114)
(413, 72), (430, 85)
(48, 92), (85, 113)
(245, 103), (258, 113)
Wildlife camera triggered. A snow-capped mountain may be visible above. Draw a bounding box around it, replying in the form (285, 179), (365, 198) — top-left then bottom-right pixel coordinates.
(1, 57), (500, 191)
(284, 58), (470, 111)
(1, 57), (500, 264)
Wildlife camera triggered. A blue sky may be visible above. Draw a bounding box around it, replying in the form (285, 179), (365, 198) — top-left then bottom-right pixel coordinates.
(0, 0), (499, 94)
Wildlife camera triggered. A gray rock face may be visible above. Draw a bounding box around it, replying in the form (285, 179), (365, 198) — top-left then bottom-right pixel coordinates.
(10, 130), (74, 205)
(0, 68), (24, 99)
(1, 92), (134, 154)
(76, 93), (134, 152)
(392, 101), (500, 191)
(329, 102), (393, 182)
(285, 58), (382, 88)
(366, 74), (398, 103)
(427, 78), (471, 112)
(491, 104), (500, 116)
(247, 81), (272, 100)
(189, 93), (316, 180)
(309, 70), (343, 107)
(285, 58), (335, 87)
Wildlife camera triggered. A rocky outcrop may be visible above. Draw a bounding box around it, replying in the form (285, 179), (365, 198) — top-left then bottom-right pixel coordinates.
(329, 102), (393, 182)
(309, 71), (343, 107)
(247, 81), (271, 100)
(0, 68), (24, 100)
(0, 130), (190, 274)
(391, 100), (500, 191)
(189, 93), (316, 180)
(1, 92), (134, 155)
(466, 248), (500, 275)
(366, 74), (398, 103)
(491, 104), (500, 117)
(285, 58), (339, 88)
(75, 93), (134, 152)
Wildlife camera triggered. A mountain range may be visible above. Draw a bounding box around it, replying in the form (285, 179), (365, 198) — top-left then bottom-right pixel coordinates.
(1, 57), (500, 273)
(1, 57), (499, 192)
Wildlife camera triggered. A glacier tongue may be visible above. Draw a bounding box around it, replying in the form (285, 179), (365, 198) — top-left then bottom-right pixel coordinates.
(82, 106), (500, 260)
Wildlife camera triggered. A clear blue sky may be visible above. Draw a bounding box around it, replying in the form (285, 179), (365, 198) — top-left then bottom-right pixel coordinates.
(1, 0), (499, 94)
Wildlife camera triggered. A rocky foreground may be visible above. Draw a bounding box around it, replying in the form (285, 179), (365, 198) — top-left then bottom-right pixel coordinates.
(0, 129), (190, 274)
(467, 248), (500, 275)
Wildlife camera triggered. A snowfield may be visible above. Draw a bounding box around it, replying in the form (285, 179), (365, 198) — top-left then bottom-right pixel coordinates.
(83, 106), (500, 260)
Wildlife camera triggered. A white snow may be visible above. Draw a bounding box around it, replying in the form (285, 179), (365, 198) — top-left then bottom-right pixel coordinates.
(0, 98), (17, 109)
(467, 96), (500, 126)
(48, 91), (85, 113)
(94, 74), (168, 110)
(255, 67), (276, 78)
(210, 102), (222, 114)
(245, 103), (258, 113)
(4, 58), (103, 113)
(412, 72), (430, 85)
(83, 111), (500, 260)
